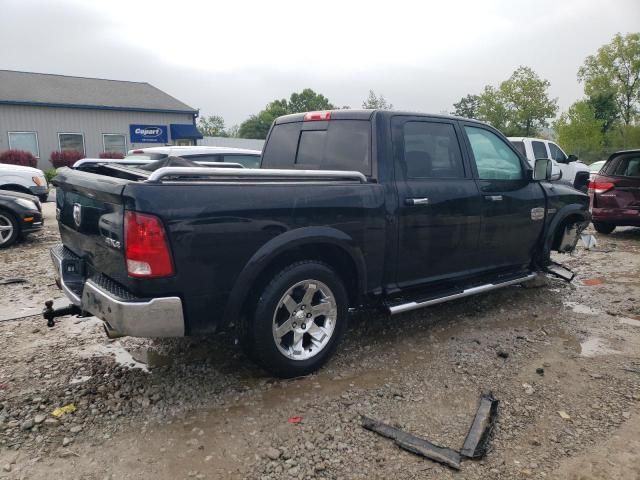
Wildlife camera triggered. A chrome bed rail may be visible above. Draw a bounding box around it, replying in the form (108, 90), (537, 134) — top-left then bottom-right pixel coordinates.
(144, 167), (368, 184)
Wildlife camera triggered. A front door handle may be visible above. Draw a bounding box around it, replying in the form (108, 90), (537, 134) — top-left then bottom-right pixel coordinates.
(484, 195), (503, 202)
(405, 197), (430, 206)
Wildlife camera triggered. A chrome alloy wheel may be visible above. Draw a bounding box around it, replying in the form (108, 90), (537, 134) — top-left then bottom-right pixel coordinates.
(0, 214), (14, 246)
(272, 279), (337, 361)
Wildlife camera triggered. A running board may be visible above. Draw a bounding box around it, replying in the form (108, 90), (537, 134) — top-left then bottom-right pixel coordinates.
(387, 273), (537, 315)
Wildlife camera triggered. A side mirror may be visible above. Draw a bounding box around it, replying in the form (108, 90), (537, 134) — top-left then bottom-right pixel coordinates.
(533, 158), (552, 181)
(567, 154), (578, 163)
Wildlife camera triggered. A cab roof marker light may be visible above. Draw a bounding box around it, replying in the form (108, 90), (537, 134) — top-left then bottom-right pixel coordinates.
(303, 111), (332, 121)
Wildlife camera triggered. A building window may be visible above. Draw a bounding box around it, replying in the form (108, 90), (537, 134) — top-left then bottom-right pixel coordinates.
(8, 132), (39, 158)
(103, 134), (127, 155)
(58, 133), (85, 154)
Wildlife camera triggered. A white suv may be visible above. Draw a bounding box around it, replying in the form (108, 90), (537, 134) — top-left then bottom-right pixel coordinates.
(126, 146), (261, 168)
(508, 137), (590, 191)
(0, 163), (49, 202)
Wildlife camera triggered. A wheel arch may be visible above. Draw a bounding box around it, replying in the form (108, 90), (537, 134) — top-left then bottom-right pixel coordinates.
(540, 204), (590, 261)
(0, 184), (32, 195)
(222, 226), (367, 329)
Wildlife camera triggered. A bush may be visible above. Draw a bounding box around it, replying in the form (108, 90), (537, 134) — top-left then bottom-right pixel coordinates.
(50, 150), (84, 168)
(99, 151), (125, 159)
(0, 149), (38, 168)
(44, 168), (58, 183)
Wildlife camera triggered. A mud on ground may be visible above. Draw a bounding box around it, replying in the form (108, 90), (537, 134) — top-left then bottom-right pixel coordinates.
(0, 203), (639, 479)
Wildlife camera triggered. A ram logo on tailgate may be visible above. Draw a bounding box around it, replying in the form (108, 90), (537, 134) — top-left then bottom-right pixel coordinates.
(73, 203), (82, 228)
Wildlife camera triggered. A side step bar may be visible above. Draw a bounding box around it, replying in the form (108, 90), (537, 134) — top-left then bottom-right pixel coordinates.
(387, 273), (537, 315)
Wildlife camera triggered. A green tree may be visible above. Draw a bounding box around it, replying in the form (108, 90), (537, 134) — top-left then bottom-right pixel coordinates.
(362, 90), (393, 109)
(197, 115), (227, 137)
(288, 88), (335, 113)
(238, 101), (288, 139)
(578, 33), (640, 126)
(452, 94), (479, 118)
(239, 89), (335, 139)
(587, 92), (619, 137)
(554, 100), (604, 162)
(499, 66), (558, 136)
(476, 85), (509, 132)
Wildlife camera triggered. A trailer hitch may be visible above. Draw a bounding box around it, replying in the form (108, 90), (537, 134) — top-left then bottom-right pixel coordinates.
(43, 300), (82, 328)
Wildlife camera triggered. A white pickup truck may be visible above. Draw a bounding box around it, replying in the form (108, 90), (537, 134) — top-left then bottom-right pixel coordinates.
(508, 137), (590, 192)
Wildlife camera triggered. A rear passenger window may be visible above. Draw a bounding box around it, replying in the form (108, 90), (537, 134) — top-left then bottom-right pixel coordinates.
(613, 156), (640, 177)
(401, 122), (464, 178)
(532, 141), (548, 159)
(548, 143), (567, 162)
(295, 120), (371, 175)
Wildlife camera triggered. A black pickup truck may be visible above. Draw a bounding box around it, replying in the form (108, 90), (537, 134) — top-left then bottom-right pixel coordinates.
(49, 110), (590, 377)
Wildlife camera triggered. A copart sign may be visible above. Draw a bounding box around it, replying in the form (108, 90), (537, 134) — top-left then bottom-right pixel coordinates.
(129, 124), (168, 143)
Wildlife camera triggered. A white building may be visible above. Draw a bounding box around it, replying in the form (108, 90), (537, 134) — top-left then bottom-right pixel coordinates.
(0, 70), (203, 169)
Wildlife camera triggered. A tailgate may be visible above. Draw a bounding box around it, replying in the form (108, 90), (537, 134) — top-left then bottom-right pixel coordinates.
(53, 168), (131, 285)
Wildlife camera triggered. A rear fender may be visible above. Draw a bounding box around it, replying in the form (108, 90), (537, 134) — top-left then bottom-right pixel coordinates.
(221, 226), (367, 328)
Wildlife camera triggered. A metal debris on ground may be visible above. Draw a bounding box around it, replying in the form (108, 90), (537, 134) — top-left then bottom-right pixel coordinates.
(361, 416), (462, 470)
(543, 261), (576, 282)
(362, 392), (500, 470)
(582, 278), (605, 286)
(460, 392), (499, 459)
(0, 278), (27, 285)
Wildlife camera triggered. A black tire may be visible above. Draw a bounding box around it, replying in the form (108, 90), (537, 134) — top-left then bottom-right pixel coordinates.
(0, 209), (19, 249)
(593, 222), (615, 234)
(250, 261), (348, 378)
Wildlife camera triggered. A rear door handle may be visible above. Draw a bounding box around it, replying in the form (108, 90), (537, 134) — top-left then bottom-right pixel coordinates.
(484, 195), (503, 202)
(405, 197), (430, 206)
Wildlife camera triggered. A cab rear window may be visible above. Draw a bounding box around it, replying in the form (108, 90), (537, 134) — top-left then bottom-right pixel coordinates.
(262, 120), (371, 175)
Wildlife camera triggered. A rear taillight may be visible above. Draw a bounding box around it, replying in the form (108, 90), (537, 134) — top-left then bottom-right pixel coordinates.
(124, 211), (174, 278)
(132, 149), (145, 154)
(303, 111), (332, 121)
(588, 181), (614, 195)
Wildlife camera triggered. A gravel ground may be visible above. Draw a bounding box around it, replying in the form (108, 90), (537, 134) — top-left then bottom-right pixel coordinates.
(0, 202), (639, 479)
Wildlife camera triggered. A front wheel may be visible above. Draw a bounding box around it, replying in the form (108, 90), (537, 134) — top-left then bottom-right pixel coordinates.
(250, 261), (348, 378)
(0, 210), (19, 249)
(593, 222), (615, 234)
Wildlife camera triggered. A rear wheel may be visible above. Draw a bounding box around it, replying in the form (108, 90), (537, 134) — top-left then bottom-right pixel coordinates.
(0, 210), (19, 248)
(250, 261), (348, 378)
(593, 222), (615, 234)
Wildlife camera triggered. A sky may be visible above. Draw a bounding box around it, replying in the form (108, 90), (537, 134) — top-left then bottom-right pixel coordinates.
(1, 0), (639, 126)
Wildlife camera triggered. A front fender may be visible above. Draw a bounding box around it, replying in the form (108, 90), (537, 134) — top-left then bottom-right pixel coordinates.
(540, 203), (590, 261)
(221, 226), (367, 327)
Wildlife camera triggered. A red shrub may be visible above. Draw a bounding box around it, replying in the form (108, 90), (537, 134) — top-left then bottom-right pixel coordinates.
(99, 152), (125, 159)
(50, 150), (84, 168)
(0, 149), (38, 168)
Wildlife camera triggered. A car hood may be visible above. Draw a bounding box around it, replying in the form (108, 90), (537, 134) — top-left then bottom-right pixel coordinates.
(0, 164), (44, 175)
(0, 189), (39, 202)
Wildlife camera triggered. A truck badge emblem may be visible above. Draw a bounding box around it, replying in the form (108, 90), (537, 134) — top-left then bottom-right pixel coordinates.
(530, 207), (545, 221)
(73, 203), (82, 228)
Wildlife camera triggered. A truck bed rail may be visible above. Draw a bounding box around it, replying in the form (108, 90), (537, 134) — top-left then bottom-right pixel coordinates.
(144, 167), (368, 184)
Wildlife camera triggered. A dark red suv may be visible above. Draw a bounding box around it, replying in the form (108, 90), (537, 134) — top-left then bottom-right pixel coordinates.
(589, 149), (640, 234)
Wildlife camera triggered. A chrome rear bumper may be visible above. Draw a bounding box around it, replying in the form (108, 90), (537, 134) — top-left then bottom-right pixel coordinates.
(50, 244), (185, 337)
